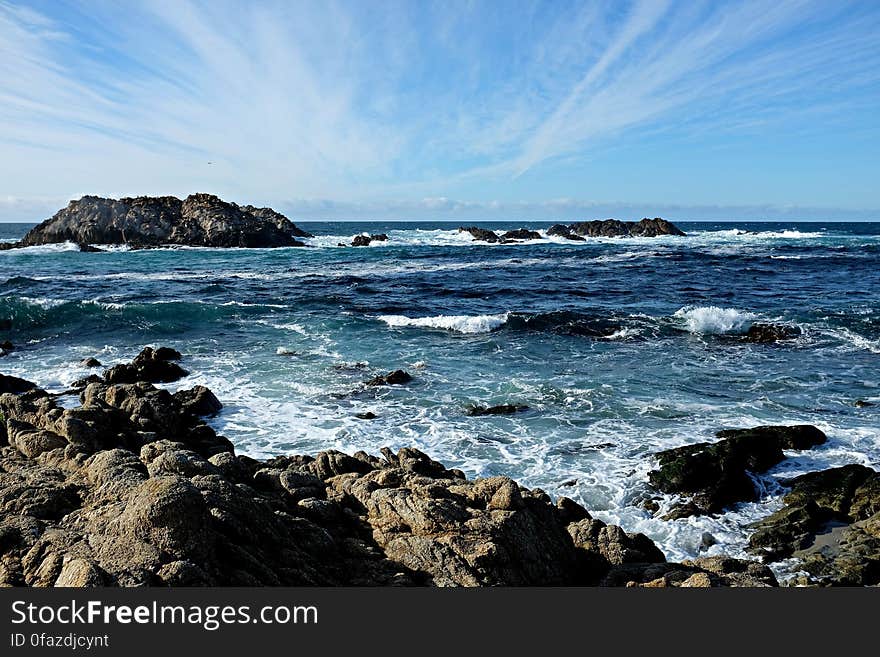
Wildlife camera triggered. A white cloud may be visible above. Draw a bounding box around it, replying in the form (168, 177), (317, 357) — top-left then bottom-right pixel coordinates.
(0, 0), (878, 216)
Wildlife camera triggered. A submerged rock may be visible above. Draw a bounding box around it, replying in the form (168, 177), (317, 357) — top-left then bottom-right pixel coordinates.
(466, 404), (530, 416)
(744, 323), (801, 343)
(648, 425), (826, 516)
(18, 194), (312, 249)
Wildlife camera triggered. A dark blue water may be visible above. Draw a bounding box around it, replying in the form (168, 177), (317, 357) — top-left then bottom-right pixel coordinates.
(1, 220), (878, 568)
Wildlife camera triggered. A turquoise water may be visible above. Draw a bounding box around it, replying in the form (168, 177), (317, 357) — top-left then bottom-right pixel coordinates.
(1, 220), (879, 567)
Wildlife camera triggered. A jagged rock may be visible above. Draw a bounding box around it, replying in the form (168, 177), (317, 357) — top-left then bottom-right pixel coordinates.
(649, 425), (826, 516)
(568, 518), (666, 565)
(76, 243), (104, 253)
(365, 370), (412, 386)
(173, 386), (222, 417)
(458, 227), (500, 243)
(501, 229), (542, 241)
(466, 404), (529, 416)
(18, 194), (312, 249)
(546, 224), (585, 241)
(569, 218), (685, 237)
(104, 347), (188, 384)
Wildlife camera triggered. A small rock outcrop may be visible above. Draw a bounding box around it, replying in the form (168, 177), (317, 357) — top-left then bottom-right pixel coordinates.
(351, 234), (388, 247)
(365, 370), (413, 386)
(17, 194), (313, 249)
(103, 347), (188, 384)
(743, 324), (801, 343)
(648, 425), (827, 517)
(458, 226), (500, 243)
(466, 404), (530, 416)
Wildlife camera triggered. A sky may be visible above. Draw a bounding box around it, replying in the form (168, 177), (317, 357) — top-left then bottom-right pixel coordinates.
(1, 0), (879, 222)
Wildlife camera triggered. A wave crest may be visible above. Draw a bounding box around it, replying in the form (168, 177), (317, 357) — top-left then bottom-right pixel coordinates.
(377, 313), (509, 334)
(673, 306), (755, 335)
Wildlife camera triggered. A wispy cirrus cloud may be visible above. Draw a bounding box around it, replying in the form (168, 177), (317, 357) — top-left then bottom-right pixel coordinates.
(0, 0), (878, 221)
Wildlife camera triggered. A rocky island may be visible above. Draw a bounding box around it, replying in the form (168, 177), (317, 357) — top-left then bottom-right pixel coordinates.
(1, 348), (877, 587)
(5, 194), (313, 250)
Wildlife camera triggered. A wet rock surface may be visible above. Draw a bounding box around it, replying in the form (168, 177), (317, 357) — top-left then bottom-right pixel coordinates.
(747, 464), (880, 584)
(648, 425), (827, 517)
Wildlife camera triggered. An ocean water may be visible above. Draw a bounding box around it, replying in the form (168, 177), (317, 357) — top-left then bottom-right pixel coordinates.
(2, 220), (879, 572)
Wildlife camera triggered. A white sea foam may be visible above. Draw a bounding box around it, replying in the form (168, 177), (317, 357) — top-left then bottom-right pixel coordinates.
(602, 327), (641, 340)
(673, 306), (755, 334)
(822, 326), (880, 354)
(377, 313), (510, 334)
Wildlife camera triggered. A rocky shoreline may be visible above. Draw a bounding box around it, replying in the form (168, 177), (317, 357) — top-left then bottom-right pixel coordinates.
(1, 348), (877, 587)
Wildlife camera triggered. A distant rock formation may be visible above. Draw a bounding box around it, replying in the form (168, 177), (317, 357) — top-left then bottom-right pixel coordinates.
(18, 194), (313, 249)
(557, 218), (686, 238)
(460, 218), (685, 243)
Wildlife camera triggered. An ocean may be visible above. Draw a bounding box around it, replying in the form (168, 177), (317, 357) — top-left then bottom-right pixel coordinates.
(2, 220), (878, 574)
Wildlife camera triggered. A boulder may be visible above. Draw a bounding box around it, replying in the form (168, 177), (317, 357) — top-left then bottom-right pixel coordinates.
(104, 347), (188, 384)
(173, 386), (222, 417)
(80, 358), (102, 368)
(365, 370), (412, 386)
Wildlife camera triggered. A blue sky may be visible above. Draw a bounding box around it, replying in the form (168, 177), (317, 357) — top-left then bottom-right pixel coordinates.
(1, 0), (879, 222)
